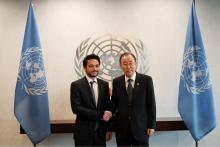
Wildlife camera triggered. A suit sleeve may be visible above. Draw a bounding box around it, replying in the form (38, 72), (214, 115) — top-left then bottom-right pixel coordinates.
(70, 82), (100, 121)
(110, 79), (118, 115)
(146, 77), (156, 129)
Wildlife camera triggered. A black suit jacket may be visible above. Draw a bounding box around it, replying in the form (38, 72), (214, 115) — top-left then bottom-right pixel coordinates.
(110, 72), (156, 141)
(70, 77), (110, 142)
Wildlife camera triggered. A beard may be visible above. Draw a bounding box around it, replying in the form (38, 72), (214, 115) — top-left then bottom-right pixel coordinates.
(86, 71), (99, 78)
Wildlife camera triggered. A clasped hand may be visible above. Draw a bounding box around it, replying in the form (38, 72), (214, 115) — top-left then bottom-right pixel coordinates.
(102, 111), (112, 121)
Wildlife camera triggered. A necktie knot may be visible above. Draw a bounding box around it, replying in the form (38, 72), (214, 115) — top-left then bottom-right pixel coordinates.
(90, 81), (95, 87)
(128, 79), (132, 84)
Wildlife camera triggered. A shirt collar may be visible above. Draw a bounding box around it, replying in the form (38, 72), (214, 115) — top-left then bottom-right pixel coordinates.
(125, 72), (136, 82)
(86, 75), (97, 83)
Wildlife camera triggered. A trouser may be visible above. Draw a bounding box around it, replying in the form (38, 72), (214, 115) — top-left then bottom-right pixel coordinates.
(74, 130), (106, 147)
(116, 121), (149, 147)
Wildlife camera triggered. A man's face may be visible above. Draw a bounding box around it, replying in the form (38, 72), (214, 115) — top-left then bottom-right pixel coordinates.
(120, 54), (136, 78)
(84, 59), (100, 78)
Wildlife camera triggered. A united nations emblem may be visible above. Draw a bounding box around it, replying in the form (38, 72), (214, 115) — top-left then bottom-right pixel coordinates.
(18, 47), (47, 95)
(74, 34), (149, 82)
(181, 45), (211, 94)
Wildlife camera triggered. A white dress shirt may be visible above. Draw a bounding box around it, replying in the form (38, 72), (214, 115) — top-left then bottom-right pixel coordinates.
(86, 76), (98, 106)
(125, 72), (136, 88)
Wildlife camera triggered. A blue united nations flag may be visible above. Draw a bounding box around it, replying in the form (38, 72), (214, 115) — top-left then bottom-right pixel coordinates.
(14, 1), (51, 144)
(178, 0), (216, 141)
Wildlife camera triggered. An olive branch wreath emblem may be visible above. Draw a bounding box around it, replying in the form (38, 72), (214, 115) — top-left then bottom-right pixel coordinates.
(181, 45), (212, 94)
(18, 47), (47, 95)
(74, 35), (149, 82)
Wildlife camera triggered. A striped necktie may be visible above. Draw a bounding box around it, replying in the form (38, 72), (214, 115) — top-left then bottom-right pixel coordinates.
(90, 81), (97, 106)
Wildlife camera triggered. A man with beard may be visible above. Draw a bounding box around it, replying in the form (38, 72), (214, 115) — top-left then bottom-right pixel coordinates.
(70, 54), (112, 146)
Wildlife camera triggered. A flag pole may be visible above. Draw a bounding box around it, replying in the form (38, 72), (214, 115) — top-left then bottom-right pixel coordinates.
(193, 2), (199, 147)
(194, 2), (199, 147)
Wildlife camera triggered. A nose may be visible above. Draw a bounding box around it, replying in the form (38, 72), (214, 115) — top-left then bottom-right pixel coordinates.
(92, 65), (99, 71)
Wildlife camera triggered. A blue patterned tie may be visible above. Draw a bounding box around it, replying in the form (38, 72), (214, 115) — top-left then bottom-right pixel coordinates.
(127, 79), (133, 103)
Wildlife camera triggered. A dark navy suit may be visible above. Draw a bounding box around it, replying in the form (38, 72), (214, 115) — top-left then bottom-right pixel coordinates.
(70, 77), (110, 146)
(110, 73), (156, 146)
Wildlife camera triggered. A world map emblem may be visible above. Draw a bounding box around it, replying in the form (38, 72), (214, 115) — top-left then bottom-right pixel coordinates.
(18, 47), (47, 95)
(181, 45), (211, 94)
(74, 35), (149, 82)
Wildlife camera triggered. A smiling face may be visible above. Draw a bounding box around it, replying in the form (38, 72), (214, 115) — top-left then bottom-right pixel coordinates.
(120, 54), (137, 78)
(84, 59), (100, 78)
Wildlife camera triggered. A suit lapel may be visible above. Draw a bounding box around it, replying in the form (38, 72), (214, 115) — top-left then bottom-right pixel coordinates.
(117, 73), (142, 103)
(120, 75), (129, 100)
(97, 79), (102, 109)
(133, 73), (141, 98)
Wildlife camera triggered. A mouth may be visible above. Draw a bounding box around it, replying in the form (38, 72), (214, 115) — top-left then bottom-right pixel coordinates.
(91, 71), (98, 75)
(126, 70), (133, 73)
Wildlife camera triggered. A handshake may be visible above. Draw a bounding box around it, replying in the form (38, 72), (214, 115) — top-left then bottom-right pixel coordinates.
(102, 111), (112, 121)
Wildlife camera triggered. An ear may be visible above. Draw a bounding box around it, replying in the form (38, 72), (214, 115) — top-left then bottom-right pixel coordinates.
(119, 64), (123, 70)
(83, 66), (86, 72)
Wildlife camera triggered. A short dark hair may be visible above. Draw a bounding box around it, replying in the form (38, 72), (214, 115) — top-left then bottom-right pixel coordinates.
(83, 54), (100, 67)
(119, 52), (136, 63)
